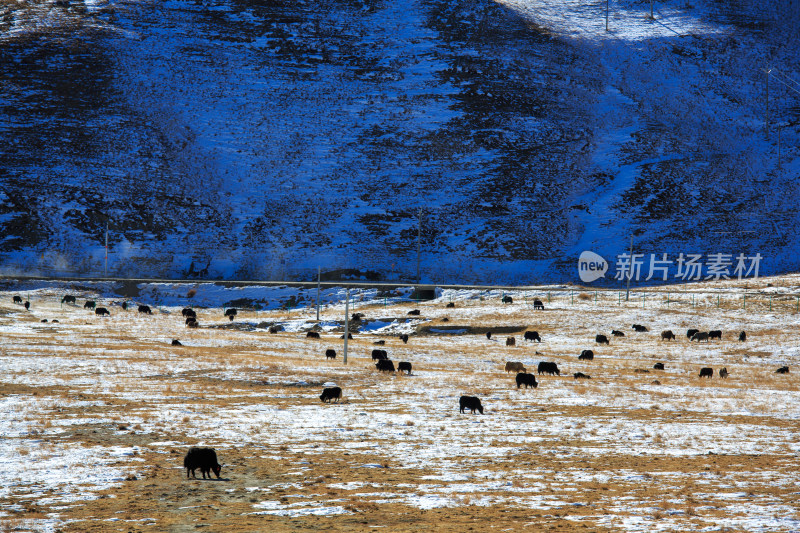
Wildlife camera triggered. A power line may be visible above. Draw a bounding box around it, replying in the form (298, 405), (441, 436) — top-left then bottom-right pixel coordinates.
(771, 68), (800, 90)
(768, 68), (800, 98)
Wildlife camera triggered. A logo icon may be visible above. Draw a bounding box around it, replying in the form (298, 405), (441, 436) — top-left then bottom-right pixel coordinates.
(578, 251), (608, 283)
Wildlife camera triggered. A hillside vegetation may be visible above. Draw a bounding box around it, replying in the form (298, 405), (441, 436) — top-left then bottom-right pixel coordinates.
(0, 0), (798, 283)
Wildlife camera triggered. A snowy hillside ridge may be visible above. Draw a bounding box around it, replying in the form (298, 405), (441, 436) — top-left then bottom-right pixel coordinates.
(0, 0), (798, 283)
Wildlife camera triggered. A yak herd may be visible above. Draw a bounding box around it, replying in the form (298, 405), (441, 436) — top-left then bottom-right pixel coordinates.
(7, 290), (796, 486)
(305, 306), (791, 415)
(9, 292), (794, 421)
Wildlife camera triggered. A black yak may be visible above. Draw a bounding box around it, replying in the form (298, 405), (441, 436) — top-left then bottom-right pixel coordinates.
(515, 372), (537, 389)
(459, 395), (483, 414)
(184, 447), (221, 479)
(376, 359), (395, 372)
(537, 362), (560, 376)
(524, 331), (541, 342)
(320, 387), (342, 403)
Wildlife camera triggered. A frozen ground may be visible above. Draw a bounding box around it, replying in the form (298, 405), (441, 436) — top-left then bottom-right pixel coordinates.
(0, 277), (799, 530)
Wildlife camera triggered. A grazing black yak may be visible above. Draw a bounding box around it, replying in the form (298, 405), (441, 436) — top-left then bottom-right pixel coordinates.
(515, 372), (537, 389)
(459, 395), (483, 414)
(537, 362), (560, 376)
(524, 331), (541, 342)
(184, 447), (221, 479)
(376, 359), (395, 372)
(320, 387), (342, 403)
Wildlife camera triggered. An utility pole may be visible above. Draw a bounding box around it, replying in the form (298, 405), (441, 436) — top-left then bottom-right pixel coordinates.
(104, 221), (108, 277)
(316, 266), (321, 321)
(650, 0), (654, 19)
(765, 67), (771, 137)
(416, 208), (422, 284)
(606, 0), (609, 31)
(625, 234), (633, 301)
(343, 288), (349, 364)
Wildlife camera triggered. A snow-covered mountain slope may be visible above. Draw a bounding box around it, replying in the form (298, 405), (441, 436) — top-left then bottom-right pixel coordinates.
(0, 0), (798, 284)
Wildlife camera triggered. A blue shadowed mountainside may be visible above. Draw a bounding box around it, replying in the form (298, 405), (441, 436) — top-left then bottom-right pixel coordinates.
(0, 0), (798, 285)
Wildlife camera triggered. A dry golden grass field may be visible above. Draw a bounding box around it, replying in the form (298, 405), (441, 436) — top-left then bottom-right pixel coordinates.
(1, 279), (799, 532)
